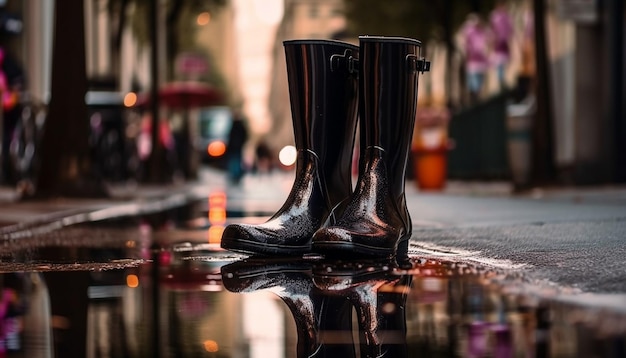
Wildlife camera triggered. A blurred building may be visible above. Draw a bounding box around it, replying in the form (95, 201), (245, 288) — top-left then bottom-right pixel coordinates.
(227, 0), (284, 168)
(195, 5), (242, 107)
(6, 0), (52, 103)
(265, 0), (349, 160)
(552, 0), (625, 184)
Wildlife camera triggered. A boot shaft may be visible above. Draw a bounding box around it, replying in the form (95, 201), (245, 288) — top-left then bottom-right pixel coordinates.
(358, 36), (425, 198)
(284, 40), (359, 206)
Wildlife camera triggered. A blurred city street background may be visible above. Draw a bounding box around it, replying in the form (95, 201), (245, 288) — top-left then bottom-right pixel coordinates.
(0, 0), (624, 357)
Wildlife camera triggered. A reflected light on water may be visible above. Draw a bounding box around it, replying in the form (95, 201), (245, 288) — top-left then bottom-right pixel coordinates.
(208, 191), (227, 244)
(209, 191), (227, 207)
(208, 225), (224, 244)
(209, 208), (226, 223)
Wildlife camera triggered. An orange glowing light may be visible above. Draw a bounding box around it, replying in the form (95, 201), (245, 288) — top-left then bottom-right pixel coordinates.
(123, 92), (137, 107)
(209, 191), (227, 207)
(207, 141), (226, 157)
(203, 339), (219, 352)
(208, 226), (224, 243)
(209, 208), (226, 223)
(197, 12), (211, 26)
(126, 274), (139, 288)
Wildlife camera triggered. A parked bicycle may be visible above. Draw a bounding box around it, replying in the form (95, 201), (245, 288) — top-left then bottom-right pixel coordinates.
(7, 92), (46, 194)
(4, 90), (143, 195)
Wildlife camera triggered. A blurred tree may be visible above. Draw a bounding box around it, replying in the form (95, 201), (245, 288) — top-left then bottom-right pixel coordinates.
(32, 0), (108, 198)
(530, 0), (555, 184)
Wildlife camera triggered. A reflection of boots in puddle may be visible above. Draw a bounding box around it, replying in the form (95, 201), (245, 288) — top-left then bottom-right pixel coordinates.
(315, 293), (357, 357)
(221, 258), (356, 357)
(313, 260), (412, 358)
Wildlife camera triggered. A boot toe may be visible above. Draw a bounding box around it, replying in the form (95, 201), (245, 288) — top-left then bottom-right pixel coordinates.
(221, 223), (312, 256)
(221, 224), (255, 244)
(220, 224), (264, 254)
(312, 226), (399, 258)
(312, 227), (358, 256)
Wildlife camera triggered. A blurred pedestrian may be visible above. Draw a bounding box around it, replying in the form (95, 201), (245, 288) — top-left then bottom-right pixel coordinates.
(489, 0), (514, 90)
(513, 1), (535, 102)
(520, 4), (535, 84)
(137, 111), (179, 180)
(254, 140), (272, 174)
(225, 111), (248, 184)
(459, 13), (492, 104)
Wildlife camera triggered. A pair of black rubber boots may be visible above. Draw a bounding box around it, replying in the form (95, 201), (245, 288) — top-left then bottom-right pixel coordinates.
(221, 36), (429, 258)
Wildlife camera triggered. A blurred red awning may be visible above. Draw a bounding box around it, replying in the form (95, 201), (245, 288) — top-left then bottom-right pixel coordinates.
(136, 81), (224, 109)
(159, 81), (223, 108)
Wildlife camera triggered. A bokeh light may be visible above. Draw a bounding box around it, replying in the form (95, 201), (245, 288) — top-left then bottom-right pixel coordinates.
(126, 274), (139, 288)
(209, 208), (226, 223)
(203, 339), (219, 352)
(207, 141), (227, 157)
(279, 145), (297, 166)
(208, 225), (224, 243)
(197, 12), (211, 26)
(123, 92), (137, 107)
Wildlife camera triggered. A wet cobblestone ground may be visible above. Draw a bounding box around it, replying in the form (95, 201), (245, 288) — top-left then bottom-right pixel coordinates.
(0, 197), (624, 357)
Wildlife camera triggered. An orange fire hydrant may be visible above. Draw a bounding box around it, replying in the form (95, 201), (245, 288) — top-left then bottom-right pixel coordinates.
(412, 105), (451, 191)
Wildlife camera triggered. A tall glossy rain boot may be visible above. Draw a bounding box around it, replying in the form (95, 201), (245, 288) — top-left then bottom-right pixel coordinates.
(221, 39), (359, 256)
(312, 36), (429, 258)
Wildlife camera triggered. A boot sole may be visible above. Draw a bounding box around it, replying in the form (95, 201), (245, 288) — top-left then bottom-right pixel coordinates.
(313, 235), (411, 258)
(313, 241), (395, 258)
(221, 237), (310, 256)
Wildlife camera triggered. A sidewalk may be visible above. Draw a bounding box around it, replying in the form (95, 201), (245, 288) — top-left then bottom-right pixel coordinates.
(1, 169), (626, 299)
(0, 178), (210, 232)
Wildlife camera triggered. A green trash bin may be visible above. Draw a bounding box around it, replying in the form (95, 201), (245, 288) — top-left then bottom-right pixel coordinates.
(447, 93), (510, 180)
(506, 95), (535, 189)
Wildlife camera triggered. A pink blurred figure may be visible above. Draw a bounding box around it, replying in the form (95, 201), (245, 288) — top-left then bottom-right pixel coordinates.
(490, 1), (514, 88)
(460, 13), (492, 103)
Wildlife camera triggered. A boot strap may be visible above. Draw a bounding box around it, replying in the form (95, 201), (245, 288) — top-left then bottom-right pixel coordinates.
(330, 49), (359, 74)
(406, 54), (431, 73)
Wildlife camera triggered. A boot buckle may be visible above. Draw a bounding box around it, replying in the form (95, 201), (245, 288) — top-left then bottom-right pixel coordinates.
(406, 54), (431, 74)
(330, 49), (359, 74)
(417, 59), (431, 73)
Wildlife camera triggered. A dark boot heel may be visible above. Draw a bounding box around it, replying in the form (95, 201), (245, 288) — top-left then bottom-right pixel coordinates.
(395, 234), (412, 269)
(396, 234), (410, 256)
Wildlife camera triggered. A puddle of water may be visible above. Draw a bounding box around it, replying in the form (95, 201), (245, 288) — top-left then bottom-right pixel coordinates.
(0, 199), (623, 357)
(0, 233), (624, 358)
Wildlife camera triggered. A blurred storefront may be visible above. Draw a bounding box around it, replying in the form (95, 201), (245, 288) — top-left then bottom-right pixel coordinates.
(554, 0), (625, 184)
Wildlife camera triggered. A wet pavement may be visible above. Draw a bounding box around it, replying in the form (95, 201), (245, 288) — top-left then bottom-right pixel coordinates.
(0, 168), (625, 357)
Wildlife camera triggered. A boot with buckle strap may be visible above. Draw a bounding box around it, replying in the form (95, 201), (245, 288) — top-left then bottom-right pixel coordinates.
(312, 36), (430, 258)
(221, 39), (360, 256)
